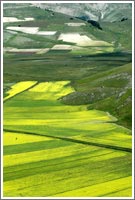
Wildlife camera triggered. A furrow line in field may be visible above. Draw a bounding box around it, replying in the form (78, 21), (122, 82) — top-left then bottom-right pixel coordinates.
(4, 129), (132, 153)
(100, 186), (131, 197)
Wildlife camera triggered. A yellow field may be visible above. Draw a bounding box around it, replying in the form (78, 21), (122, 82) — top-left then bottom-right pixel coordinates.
(4, 132), (52, 146)
(4, 81), (37, 101)
(54, 176), (132, 197)
(3, 81), (132, 197)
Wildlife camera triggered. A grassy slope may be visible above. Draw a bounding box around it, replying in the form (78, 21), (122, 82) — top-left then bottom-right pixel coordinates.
(3, 81), (132, 197)
(3, 4), (132, 129)
(4, 52), (131, 81)
(61, 62), (132, 128)
(82, 19), (132, 51)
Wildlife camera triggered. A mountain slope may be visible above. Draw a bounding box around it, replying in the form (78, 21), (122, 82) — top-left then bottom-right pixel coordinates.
(33, 3), (132, 22)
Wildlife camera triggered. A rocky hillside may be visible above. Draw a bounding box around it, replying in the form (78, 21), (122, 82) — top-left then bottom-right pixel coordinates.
(33, 3), (132, 22)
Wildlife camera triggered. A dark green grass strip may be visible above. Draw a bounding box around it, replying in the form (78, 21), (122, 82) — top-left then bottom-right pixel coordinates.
(4, 151), (131, 182)
(4, 139), (73, 155)
(4, 150), (106, 181)
(4, 149), (107, 174)
(4, 129), (132, 153)
(4, 99), (61, 107)
(4, 81), (38, 103)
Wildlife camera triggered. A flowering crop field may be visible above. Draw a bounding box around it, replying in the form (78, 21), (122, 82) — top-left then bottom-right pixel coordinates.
(3, 81), (132, 197)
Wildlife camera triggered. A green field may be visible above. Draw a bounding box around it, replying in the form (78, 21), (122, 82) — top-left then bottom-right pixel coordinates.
(3, 3), (132, 198)
(3, 81), (132, 197)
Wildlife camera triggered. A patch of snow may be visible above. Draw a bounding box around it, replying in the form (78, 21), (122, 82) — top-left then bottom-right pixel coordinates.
(25, 18), (35, 21)
(36, 48), (50, 54)
(58, 33), (111, 47)
(3, 17), (34, 23)
(6, 26), (57, 35)
(37, 31), (57, 35)
(51, 44), (84, 51)
(58, 33), (92, 46)
(6, 27), (39, 34)
(4, 47), (50, 54)
(65, 23), (86, 27)
(52, 45), (72, 50)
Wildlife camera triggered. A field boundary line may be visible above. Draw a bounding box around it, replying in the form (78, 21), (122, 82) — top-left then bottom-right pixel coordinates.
(4, 129), (132, 153)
